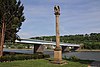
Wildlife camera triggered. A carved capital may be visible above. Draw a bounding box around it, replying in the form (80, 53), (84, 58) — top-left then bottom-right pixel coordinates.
(54, 5), (60, 15)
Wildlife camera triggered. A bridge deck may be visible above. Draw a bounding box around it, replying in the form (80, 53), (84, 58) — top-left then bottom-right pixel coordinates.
(15, 39), (80, 47)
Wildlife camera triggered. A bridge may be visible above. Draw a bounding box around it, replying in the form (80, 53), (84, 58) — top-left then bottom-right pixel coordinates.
(15, 39), (80, 53)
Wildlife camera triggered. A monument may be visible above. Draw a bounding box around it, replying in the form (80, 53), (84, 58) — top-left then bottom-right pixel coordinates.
(53, 5), (62, 63)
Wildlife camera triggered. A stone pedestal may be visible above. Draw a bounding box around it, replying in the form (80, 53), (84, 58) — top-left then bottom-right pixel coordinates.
(51, 49), (66, 64)
(54, 50), (62, 61)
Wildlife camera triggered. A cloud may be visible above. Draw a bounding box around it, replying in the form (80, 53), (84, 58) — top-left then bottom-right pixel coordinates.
(17, 32), (33, 38)
(18, 0), (100, 38)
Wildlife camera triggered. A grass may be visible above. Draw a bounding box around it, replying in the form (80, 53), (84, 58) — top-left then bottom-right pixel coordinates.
(0, 59), (88, 67)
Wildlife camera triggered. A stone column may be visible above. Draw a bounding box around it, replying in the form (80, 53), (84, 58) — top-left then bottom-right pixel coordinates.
(54, 5), (62, 63)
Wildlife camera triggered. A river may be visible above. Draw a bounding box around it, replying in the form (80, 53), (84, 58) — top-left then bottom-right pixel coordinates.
(4, 49), (100, 61)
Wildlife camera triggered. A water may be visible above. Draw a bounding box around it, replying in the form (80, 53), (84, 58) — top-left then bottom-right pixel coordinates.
(4, 49), (33, 54)
(63, 52), (100, 61)
(4, 49), (100, 61)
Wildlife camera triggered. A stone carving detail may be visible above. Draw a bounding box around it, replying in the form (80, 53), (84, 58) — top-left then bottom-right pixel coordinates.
(54, 5), (60, 15)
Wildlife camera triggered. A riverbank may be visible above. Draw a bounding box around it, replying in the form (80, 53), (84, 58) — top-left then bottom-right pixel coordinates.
(4, 48), (100, 52)
(76, 49), (100, 52)
(4, 48), (32, 50)
(4, 48), (100, 61)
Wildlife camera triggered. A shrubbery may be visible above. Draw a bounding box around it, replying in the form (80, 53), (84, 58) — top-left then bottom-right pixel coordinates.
(0, 54), (50, 62)
(69, 56), (80, 61)
(63, 55), (80, 61)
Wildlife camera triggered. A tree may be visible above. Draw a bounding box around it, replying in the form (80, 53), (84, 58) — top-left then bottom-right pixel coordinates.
(0, 0), (25, 56)
(0, 0), (25, 41)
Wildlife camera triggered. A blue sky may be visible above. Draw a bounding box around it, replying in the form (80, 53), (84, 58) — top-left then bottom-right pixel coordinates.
(17, 0), (100, 38)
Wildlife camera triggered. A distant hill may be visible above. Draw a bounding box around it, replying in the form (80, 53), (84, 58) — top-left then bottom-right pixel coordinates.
(30, 33), (100, 49)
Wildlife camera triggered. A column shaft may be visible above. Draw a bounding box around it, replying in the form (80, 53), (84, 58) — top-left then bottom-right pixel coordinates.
(56, 15), (60, 48)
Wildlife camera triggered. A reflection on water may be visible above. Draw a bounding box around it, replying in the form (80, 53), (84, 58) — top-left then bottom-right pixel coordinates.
(4, 49), (100, 61)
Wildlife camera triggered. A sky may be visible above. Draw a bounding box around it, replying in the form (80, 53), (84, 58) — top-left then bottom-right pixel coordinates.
(17, 0), (100, 38)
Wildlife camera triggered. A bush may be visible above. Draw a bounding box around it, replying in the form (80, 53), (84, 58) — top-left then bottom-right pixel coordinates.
(0, 56), (12, 62)
(69, 56), (80, 61)
(17, 45), (25, 49)
(43, 54), (50, 58)
(10, 45), (16, 49)
(63, 55), (68, 60)
(33, 54), (43, 59)
(0, 54), (50, 62)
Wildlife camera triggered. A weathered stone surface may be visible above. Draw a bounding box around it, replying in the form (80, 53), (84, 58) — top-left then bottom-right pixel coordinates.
(54, 5), (62, 62)
(54, 50), (62, 61)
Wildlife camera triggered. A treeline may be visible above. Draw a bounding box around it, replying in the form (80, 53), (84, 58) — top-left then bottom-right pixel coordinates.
(30, 33), (100, 49)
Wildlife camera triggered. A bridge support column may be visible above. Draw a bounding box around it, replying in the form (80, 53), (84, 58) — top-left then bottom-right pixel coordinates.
(62, 46), (69, 52)
(34, 44), (45, 53)
(62, 46), (66, 52)
(71, 47), (80, 51)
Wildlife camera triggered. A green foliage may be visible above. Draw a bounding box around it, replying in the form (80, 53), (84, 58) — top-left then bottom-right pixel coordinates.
(63, 56), (80, 61)
(10, 45), (16, 48)
(31, 33), (100, 49)
(17, 44), (25, 49)
(0, 0), (25, 42)
(69, 56), (80, 61)
(43, 54), (50, 58)
(5, 43), (33, 49)
(0, 54), (50, 62)
(83, 42), (100, 49)
(63, 56), (93, 64)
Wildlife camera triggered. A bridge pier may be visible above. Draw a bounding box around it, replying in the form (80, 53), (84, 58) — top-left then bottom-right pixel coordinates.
(62, 46), (72, 52)
(71, 46), (80, 51)
(62, 46), (68, 52)
(62, 46), (80, 52)
(34, 44), (45, 53)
